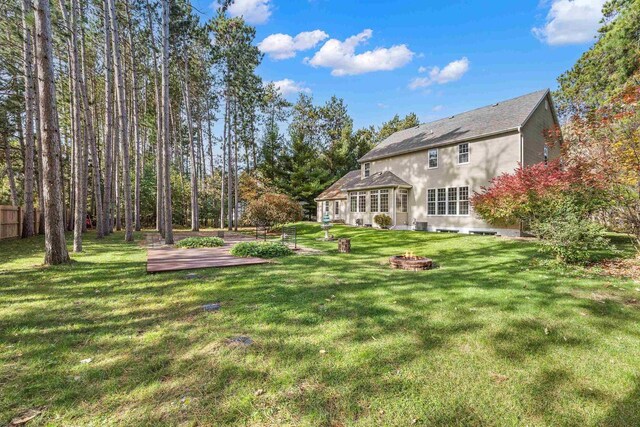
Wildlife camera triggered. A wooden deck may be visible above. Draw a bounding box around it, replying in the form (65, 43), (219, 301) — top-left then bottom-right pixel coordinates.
(146, 232), (270, 273)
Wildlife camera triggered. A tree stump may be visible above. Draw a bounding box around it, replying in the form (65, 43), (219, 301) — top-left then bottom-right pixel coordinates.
(338, 238), (351, 253)
(217, 231), (224, 238)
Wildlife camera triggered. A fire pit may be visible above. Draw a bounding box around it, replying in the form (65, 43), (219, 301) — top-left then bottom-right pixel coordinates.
(389, 251), (433, 271)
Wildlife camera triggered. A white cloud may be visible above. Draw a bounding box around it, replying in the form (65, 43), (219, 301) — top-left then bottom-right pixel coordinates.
(532, 0), (605, 45)
(418, 66), (427, 73)
(306, 29), (414, 76)
(226, 0), (271, 25)
(259, 30), (329, 60)
(272, 79), (311, 97)
(432, 105), (444, 112)
(409, 57), (470, 89)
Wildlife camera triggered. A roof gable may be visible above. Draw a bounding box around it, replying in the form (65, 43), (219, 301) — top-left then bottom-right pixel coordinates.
(359, 89), (550, 162)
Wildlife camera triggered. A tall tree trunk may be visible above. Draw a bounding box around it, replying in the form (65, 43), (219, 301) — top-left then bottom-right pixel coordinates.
(102, 0), (114, 235)
(3, 124), (18, 207)
(34, 0), (70, 265)
(21, 0), (36, 238)
(108, 0), (133, 242)
(226, 92), (232, 230)
(60, 0), (85, 252)
(220, 97), (226, 229)
(126, 0), (141, 232)
(78, 0), (99, 236)
(205, 95), (216, 227)
(146, 0), (163, 236)
(161, 0), (173, 244)
(33, 28), (45, 235)
(233, 100), (239, 231)
(114, 129), (120, 231)
(182, 59), (198, 231)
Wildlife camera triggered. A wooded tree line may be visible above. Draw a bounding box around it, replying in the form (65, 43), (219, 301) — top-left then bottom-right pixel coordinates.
(473, 0), (640, 257)
(553, 0), (640, 246)
(0, 0), (419, 264)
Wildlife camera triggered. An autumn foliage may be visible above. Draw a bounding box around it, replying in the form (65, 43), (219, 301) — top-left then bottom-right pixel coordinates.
(471, 160), (605, 226)
(243, 193), (303, 227)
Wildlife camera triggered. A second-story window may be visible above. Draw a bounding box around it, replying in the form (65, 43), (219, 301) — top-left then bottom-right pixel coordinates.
(364, 163), (371, 177)
(458, 143), (469, 164)
(428, 148), (438, 169)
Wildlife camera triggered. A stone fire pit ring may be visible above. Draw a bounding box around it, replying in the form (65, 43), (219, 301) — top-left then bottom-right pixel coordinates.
(389, 255), (433, 271)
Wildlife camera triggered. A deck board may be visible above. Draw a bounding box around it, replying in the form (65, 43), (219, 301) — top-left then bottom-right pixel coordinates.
(146, 232), (270, 273)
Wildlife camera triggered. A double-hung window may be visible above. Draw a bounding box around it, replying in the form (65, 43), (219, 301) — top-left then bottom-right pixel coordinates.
(427, 186), (470, 216)
(459, 186), (469, 215)
(396, 189), (408, 213)
(350, 193), (358, 212)
(380, 190), (389, 212)
(358, 192), (366, 212)
(428, 148), (438, 169)
(368, 190), (389, 213)
(364, 163), (371, 178)
(458, 143), (469, 164)
(437, 188), (447, 215)
(334, 201), (340, 215)
(447, 188), (458, 215)
(370, 190), (379, 212)
(324, 201), (329, 213)
(427, 189), (436, 215)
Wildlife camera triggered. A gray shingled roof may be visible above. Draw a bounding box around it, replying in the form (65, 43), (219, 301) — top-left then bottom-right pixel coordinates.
(315, 170), (361, 201)
(359, 89), (550, 162)
(342, 171), (412, 191)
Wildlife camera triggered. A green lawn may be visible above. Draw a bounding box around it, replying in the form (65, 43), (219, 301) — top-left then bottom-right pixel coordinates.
(1, 224), (639, 426)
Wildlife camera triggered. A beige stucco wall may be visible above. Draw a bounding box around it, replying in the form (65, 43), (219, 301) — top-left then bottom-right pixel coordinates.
(521, 93), (561, 166)
(364, 131), (523, 234)
(316, 199), (348, 222)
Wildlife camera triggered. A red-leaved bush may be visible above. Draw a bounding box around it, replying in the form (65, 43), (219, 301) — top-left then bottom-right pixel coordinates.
(471, 160), (605, 226)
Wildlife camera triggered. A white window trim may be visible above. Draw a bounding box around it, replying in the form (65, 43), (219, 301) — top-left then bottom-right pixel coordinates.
(369, 189), (389, 213)
(426, 186), (470, 217)
(457, 143), (470, 165)
(427, 148), (438, 169)
(397, 189), (408, 213)
(363, 163), (371, 178)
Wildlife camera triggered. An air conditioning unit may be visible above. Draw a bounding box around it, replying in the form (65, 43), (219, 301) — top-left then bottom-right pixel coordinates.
(414, 221), (429, 231)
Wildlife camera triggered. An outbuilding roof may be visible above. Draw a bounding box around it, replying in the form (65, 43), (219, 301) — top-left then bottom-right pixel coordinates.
(359, 89), (551, 162)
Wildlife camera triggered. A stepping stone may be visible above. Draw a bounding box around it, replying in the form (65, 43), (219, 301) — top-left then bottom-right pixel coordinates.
(203, 303), (221, 312)
(227, 336), (253, 346)
(185, 273), (198, 279)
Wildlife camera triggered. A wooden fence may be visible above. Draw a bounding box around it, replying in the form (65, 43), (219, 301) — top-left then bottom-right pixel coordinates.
(0, 205), (42, 240)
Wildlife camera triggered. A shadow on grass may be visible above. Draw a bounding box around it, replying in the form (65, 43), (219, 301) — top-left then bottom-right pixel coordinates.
(1, 225), (639, 425)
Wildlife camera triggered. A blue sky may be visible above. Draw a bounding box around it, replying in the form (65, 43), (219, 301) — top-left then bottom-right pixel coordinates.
(193, 0), (605, 130)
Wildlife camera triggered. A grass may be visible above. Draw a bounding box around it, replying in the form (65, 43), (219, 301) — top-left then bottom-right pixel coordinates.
(1, 223), (639, 426)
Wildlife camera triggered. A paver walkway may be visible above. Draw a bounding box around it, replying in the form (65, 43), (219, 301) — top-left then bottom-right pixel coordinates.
(146, 232), (270, 273)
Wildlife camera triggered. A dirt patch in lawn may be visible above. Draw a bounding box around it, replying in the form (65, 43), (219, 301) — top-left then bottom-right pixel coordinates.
(589, 258), (640, 281)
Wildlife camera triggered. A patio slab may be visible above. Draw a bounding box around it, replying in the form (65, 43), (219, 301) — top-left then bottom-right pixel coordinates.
(146, 232), (270, 273)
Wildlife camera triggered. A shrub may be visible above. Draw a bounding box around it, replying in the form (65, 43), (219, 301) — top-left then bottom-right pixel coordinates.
(373, 214), (392, 229)
(230, 241), (294, 258)
(176, 237), (224, 248)
(531, 215), (613, 264)
(243, 193), (303, 227)
(471, 160), (606, 226)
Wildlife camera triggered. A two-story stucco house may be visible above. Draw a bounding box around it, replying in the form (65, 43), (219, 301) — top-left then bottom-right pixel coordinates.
(315, 89), (561, 236)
